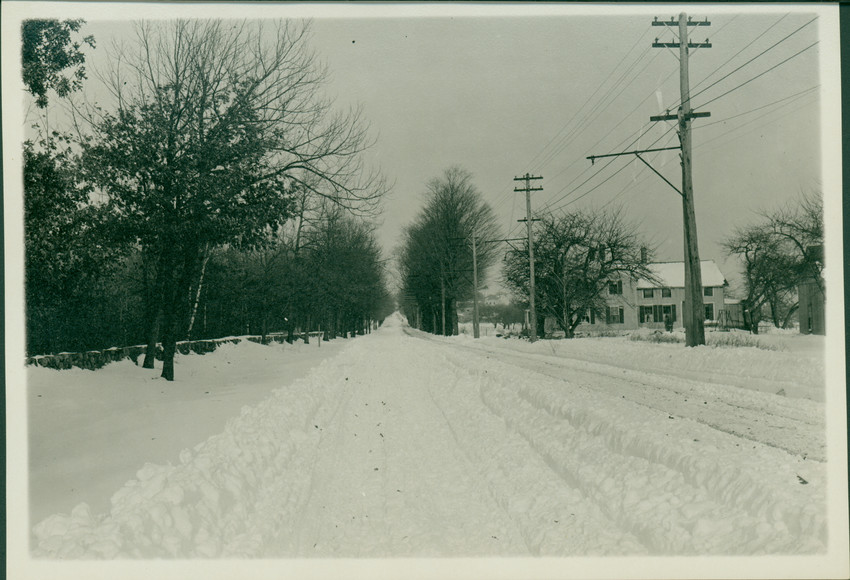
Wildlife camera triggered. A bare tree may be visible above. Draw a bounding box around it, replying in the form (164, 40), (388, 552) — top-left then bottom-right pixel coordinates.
(761, 190), (824, 293)
(503, 208), (655, 338)
(81, 19), (387, 380)
(724, 190), (823, 332)
(398, 167), (500, 335)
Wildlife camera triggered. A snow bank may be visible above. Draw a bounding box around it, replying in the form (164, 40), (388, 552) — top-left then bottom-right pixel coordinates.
(31, 357), (344, 558)
(450, 330), (825, 401)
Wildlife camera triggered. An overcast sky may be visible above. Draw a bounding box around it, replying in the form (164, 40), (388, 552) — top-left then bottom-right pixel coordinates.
(7, 3), (839, 295)
(305, 8), (828, 294)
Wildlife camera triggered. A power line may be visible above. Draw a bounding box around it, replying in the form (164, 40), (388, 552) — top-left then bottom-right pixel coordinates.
(553, 151), (643, 211)
(695, 89), (819, 152)
(538, 126), (644, 208)
(551, 125), (679, 213)
(503, 73), (667, 238)
(695, 40), (818, 109)
(540, 122), (677, 214)
(501, 16), (738, 228)
(687, 15), (817, 106)
(567, 85), (818, 216)
(597, 131), (681, 211)
(533, 44), (658, 172)
(593, 90), (819, 217)
(586, 16), (745, 153)
(501, 14), (785, 242)
(694, 84), (818, 129)
(524, 27), (652, 173)
(545, 122), (657, 201)
(686, 14), (786, 102)
(489, 27), (653, 217)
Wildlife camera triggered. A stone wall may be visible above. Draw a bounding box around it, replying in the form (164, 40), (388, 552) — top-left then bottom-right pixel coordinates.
(26, 333), (307, 371)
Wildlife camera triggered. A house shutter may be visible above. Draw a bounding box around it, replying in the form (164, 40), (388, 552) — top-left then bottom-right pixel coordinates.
(619, 307), (624, 324)
(590, 309), (595, 324)
(605, 306), (611, 324)
(672, 304), (677, 322)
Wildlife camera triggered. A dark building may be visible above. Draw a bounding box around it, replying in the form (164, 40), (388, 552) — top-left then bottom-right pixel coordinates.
(798, 245), (825, 335)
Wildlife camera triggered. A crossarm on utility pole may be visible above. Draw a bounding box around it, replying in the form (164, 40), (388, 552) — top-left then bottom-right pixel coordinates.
(649, 111), (710, 122)
(587, 145), (680, 164)
(586, 146), (683, 197)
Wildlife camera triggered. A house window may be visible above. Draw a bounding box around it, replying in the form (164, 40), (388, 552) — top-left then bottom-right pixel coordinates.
(642, 289), (655, 299)
(704, 287), (714, 297)
(606, 306), (624, 324)
(705, 303), (715, 320)
(581, 309), (596, 324)
(608, 280), (623, 295)
(662, 288), (672, 298)
(641, 304), (675, 324)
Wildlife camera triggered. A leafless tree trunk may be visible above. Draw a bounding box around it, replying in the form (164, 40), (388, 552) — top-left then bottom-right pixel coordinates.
(186, 245), (211, 340)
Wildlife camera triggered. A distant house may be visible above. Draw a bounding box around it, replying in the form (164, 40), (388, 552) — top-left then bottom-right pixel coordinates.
(575, 260), (728, 332)
(483, 292), (511, 306)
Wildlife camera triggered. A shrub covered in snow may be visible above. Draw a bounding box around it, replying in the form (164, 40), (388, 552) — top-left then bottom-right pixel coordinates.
(629, 328), (782, 351)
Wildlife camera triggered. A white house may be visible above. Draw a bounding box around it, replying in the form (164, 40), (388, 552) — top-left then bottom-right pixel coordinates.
(577, 260), (728, 331)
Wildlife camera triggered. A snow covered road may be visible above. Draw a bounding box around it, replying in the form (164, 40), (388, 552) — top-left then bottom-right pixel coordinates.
(30, 315), (830, 558)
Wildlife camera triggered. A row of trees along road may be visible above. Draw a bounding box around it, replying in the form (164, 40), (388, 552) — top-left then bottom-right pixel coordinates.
(502, 208), (656, 339)
(397, 167), (500, 335)
(23, 19), (392, 379)
(723, 191), (824, 333)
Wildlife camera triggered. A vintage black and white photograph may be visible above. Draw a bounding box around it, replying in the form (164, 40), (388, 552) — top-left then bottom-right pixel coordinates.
(3, 2), (847, 579)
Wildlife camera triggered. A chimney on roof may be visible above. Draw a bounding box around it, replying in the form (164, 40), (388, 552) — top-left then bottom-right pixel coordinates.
(640, 246), (648, 263)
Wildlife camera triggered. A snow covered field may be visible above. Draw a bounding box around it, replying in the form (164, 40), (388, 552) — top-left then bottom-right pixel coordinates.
(15, 314), (849, 578)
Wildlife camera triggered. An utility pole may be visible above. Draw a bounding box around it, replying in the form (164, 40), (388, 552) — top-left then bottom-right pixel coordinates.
(471, 230), (480, 338)
(651, 12), (710, 347)
(586, 14), (710, 346)
(514, 173), (543, 342)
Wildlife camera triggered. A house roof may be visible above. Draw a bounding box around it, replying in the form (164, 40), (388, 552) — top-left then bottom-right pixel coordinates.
(636, 260), (727, 289)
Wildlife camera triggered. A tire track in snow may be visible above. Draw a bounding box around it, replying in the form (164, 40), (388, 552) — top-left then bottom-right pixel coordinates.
(421, 375), (537, 556)
(422, 351), (648, 555)
(269, 331), (530, 557)
(517, 381), (825, 552)
(272, 372), (358, 555)
(517, 355), (826, 461)
(415, 333), (825, 461)
(430, 343), (827, 554)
